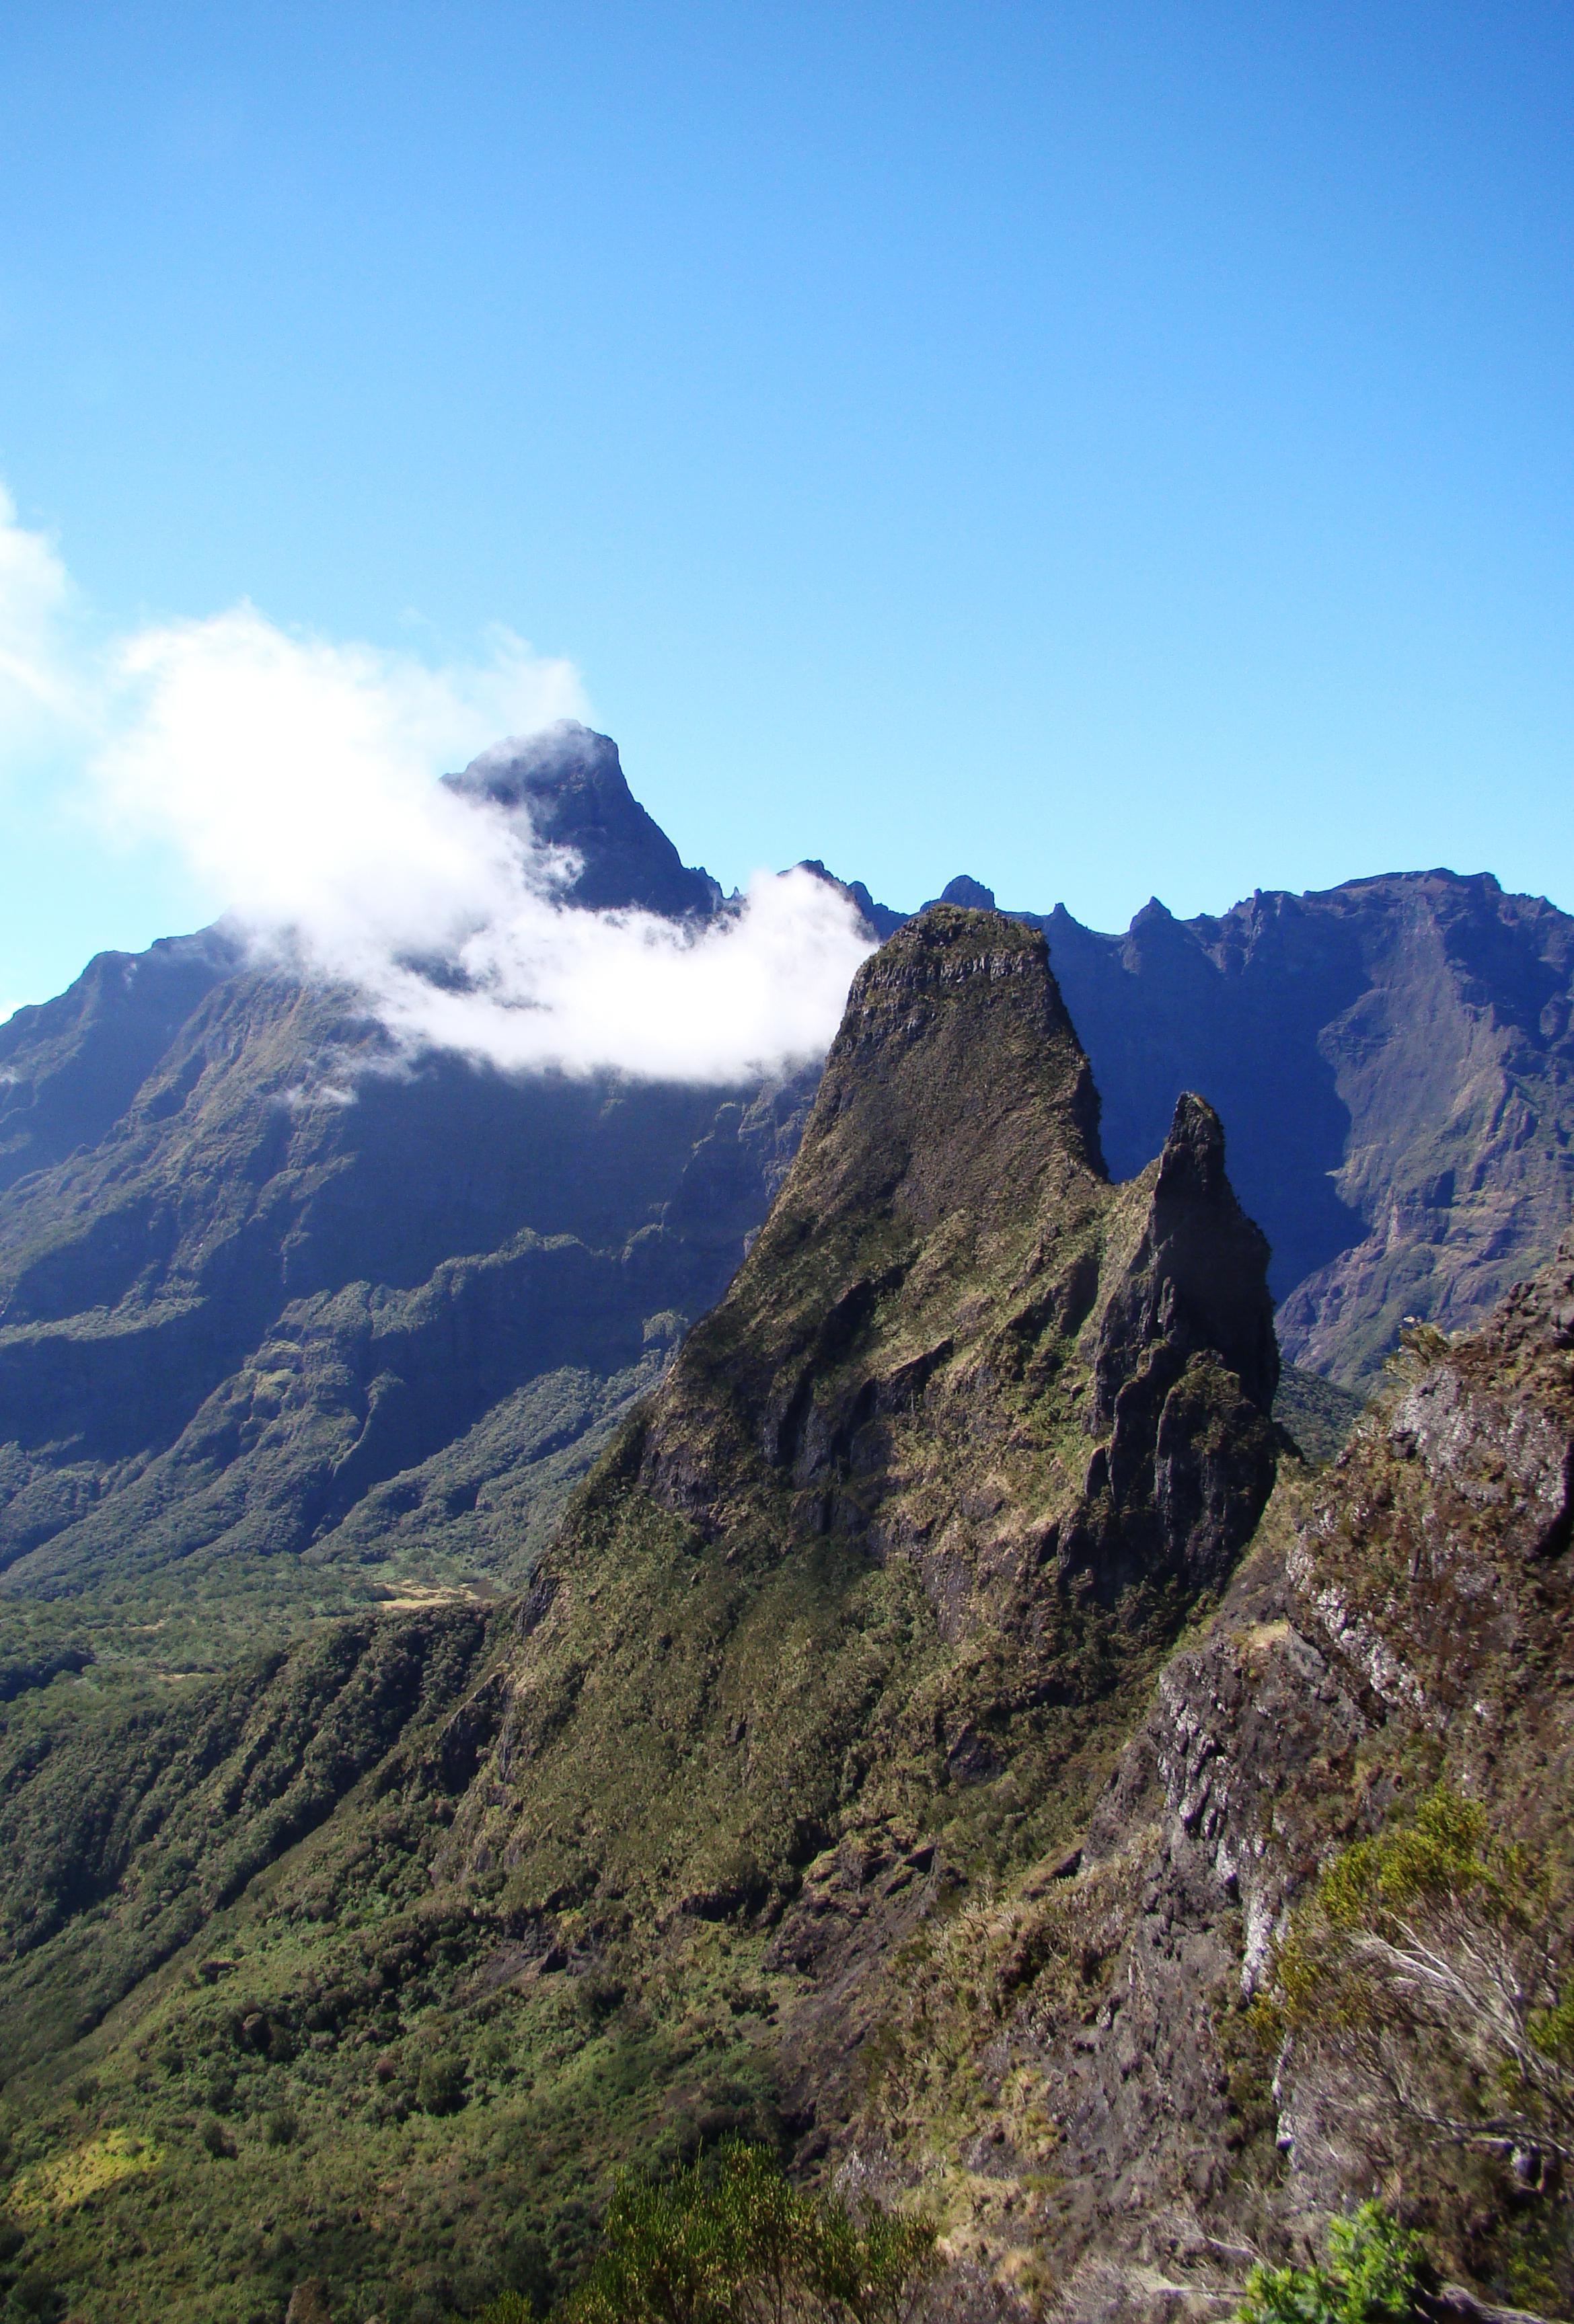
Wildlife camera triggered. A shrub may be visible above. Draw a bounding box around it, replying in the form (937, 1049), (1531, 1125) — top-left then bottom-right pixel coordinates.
(9, 2268), (62, 2321)
(1236, 2204), (1425, 2324)
(262, 2108), (298, 2148)
(1263, 1789), (1574, 2179)
(561, 2140), (936, 2324)
(418, 2054), (468, 2116)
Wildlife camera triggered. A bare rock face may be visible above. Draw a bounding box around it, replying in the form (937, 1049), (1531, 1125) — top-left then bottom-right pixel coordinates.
(850, 1232), (1574, 2323)
(284, 2280), (332, 2324)
(624, 909), (1278, 1632)
(1040, 870), (1574, 1389)
(445, 720), (722, 919)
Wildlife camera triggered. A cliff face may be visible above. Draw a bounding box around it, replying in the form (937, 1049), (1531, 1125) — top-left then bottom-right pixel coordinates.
(443, 722), (723, 919)
(0, 910), (1283, 2323)
(848, 1232), (1574, 2322)
(1039, 869), (1574, 1388)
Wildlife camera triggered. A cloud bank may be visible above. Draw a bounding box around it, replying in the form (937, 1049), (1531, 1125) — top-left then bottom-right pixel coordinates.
(0, 492), (874, 1079)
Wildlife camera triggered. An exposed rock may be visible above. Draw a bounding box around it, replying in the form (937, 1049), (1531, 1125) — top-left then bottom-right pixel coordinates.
(284, 2279), (332, 2324)
(445, 719), (723, 918)
(854, 1231), (1574, 2319)
(1038, 871), (1574, 1387)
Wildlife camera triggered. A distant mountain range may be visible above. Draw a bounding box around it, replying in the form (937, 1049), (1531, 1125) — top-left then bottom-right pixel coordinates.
(1, 898), (1570, 2324)
(0, 721), (1571, 1647)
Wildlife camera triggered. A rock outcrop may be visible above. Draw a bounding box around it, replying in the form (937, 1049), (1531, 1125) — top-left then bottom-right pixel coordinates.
(1037, 871), (1574, 1387)
(444, 721), (722, 919)
(849, 1233), (1574, 2321)
(0, 907), (1282, 2322)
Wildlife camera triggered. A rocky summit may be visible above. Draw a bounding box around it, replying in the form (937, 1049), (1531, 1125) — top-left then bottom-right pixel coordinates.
(1, 732), (1574, 2323)
(0, 729), (1571, 1683)
(0, 908), (1285, 2321)
(444, 722), (722, 920)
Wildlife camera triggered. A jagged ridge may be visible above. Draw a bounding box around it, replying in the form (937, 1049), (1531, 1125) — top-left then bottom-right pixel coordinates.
(0, 907), (1283, 2322)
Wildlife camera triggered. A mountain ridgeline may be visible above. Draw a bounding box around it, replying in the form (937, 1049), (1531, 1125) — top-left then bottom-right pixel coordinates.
(1, 723), (1572, 1662)
(440, 908), (1280, 1966)
(0, 906), (1285, 2321)
(1, 728), (1573, 2321)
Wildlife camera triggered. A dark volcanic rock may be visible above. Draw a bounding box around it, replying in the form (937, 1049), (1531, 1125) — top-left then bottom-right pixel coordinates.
(1036, 870), (1574, 1385)
(630, 909), (1276, 1606)
(938, 876), (998, 911)
(444, 719), (722, 917)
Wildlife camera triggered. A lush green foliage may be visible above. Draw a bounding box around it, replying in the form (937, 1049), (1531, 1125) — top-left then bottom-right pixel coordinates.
(561, 2144), (934, 2324)
(1314, 1788), (1509, 1939)
(1272, 1366), (1363, 1467)
(1236, 2205), (1425, 2324)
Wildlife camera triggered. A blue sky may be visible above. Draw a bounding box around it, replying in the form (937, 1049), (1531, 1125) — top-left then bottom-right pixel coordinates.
(1, 1), (1571, 1011)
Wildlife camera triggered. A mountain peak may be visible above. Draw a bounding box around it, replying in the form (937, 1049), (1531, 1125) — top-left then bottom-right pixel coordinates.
(445, 720), (720, 918)
(939, 874), (996, 911)
(629, 905), (1276, 1598)
(815, 904), (1106, 1206)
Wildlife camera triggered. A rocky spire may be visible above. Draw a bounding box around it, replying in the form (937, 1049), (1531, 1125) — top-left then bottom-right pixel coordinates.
(445, 720), (722, 918)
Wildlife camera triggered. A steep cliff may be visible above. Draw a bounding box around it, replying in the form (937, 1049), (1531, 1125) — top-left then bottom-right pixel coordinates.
(0, 909), (1282, 2324)
(848, 1233), (1574, 2321)
(1037, 870), (1574, 1389)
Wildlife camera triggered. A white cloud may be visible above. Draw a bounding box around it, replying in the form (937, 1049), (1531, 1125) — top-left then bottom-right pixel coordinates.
(94, 604), (585, 964)
(0, 490), (876, 1082)
(0, 486), (79, 748)
(372, 859), (874, 1081)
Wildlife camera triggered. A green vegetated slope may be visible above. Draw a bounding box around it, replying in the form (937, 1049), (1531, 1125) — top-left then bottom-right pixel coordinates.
(3, 728), (1573, 1711)
(0, 725), (827, 1676)
(0, 974), (815, 1668)
(0, 908), (1285, 2323)
(1271, 1364), (1363, 1467)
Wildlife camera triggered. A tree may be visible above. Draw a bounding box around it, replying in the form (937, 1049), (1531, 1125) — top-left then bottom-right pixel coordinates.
(1265, 1790), (1574, 2184)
